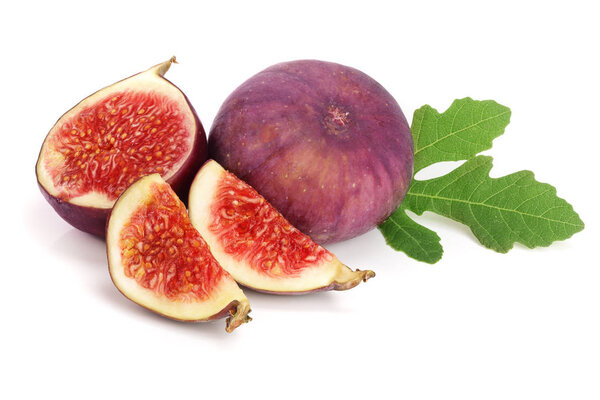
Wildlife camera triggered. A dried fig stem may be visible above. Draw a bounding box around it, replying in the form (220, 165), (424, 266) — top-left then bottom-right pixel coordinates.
(225, 299), (252, 333)
(150, 56), (178, 77)
(332, 266), (376, 291)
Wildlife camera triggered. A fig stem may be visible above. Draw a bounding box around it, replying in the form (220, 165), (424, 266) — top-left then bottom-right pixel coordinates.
(150, 56), (178, 77)
(225, 299), (252, 333)
(333, 266), (376, 291)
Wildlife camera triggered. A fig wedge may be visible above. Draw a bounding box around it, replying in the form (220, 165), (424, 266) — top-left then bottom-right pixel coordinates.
(107, 174), (250, 332)
(188, 160), (375, 294)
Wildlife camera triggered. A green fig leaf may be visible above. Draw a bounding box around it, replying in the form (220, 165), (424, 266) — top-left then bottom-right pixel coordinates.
(377, 205), (443, 264)
(412, 98), (511, 173)
(379, 98), (584, 263)
(405, 156), (584, 253)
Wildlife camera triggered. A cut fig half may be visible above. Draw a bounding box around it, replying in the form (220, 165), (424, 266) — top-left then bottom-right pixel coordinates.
(188, 160), (375, 294)
(36, 57), (206, 236)
(106, 174), (251, 332)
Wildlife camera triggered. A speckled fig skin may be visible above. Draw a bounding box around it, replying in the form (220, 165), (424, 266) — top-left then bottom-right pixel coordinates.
(208, 60), (414, 243)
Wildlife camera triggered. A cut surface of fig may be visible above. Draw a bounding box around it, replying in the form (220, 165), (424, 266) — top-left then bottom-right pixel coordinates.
(188, 160), (375, 294)
(36, 57), (206, 236)
(107, 174), (250, 332)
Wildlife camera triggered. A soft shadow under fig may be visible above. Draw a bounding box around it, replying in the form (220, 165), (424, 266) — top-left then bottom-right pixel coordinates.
(51, 229), (236, 339)
(96, 278), (239, 340)
(51, 229), (106, 268)
(243, 286), (353, 314)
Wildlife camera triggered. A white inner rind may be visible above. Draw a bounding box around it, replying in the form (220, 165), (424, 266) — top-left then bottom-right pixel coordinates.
(188, 160), (347, 293)
(36, 66), (197, 209)
(106, 174), (248, 321)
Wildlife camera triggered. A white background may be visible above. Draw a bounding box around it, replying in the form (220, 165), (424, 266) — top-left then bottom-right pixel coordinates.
(1, 1), (598, 399)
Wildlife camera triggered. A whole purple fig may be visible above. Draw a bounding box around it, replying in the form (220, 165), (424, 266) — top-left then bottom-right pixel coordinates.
(209, 60), (413, 243)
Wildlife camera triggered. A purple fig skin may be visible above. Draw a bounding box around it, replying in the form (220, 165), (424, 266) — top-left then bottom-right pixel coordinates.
(209, 60), (414, 243)
(38, 182), (109, 236)
(240, 269), (376, 295)
(36, 85), (207, 238)
(160, 96), (207, 207)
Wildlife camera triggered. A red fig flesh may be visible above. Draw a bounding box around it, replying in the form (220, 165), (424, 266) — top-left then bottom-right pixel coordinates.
(107, 174), (251, 332)
(36, 57), (206, 236)
(188, 160), (375, 294)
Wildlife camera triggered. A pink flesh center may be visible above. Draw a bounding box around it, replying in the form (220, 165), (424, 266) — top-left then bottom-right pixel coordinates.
(45, 91), (191, 201)
(119, 182), (226, 302)
(210, 171), (333, 277)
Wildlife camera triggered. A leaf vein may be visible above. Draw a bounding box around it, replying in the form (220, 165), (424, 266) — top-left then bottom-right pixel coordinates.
(414, 110), (510, 157)
(384, 215), (432, 255)
(407, 192), (583, 227)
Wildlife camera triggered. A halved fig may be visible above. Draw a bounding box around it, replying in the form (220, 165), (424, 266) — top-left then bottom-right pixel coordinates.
(188, 160), (375, 294)
(106, 174), (251, 332)
(36, 57), (206, 236)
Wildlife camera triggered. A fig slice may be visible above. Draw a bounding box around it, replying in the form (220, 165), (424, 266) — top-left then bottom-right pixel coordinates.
(188, 160), (375, 294)
(36, 57), (206, 236)
(106, 174), (251, 332)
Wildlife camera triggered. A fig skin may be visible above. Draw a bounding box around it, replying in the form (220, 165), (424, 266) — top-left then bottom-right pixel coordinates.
(38, 183), (108, 236)
(209, 60), (414, 244)
(36, 58), (207, 237)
